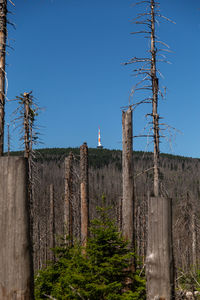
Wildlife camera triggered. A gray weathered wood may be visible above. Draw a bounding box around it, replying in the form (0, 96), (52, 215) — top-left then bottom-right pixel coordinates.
(0, 157), (33, 299)
(64, 152), (74, 244)
(146, 196), (174, 300)
(122, 108), (135, 248)
(192, 212), (197, 269)
(23, 93), (30, 159)
(49, 184), (55, 261)
(80, 143), (89, 247)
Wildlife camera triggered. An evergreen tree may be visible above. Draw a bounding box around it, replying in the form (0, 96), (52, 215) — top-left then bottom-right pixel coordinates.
(35, 205), (146, 300)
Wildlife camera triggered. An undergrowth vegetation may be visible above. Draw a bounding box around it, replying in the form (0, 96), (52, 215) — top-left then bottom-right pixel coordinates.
(35, 205), (146, 300)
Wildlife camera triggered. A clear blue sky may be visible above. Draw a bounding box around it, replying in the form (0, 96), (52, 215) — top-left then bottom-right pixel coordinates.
(5, 0), (200, 158)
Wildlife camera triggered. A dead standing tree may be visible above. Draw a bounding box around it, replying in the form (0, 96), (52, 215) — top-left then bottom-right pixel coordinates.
(122, 107), (135, 250)
(174, 192), (199, 273)
(13, 91), (40, 174)
(64, 152), (74, 245)
(21, 92), (39, 225)
(0, 0), (14, 155)
(0, 157), (34, 299)
(80, 142), (89, 248)
(7, 122), (10, 155)
(49, 184), (55, 261)
(150, 0), (159, 197)
(12, 91), (41, 269)
(147, 3), (174, 298)
(0, 0), (7, 156)
(125, 1), (174, 298)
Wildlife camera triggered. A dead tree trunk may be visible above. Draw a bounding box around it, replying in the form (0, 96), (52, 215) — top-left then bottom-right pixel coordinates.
(0, 0), (7, 156)
(122, 107), (135, 249)
(146, 196), (174, 300)
(124, 1), (174, 296)
(23, 92), (30, 159)
(146, 2), (175, 299)
(64, 152), (74, 244)
(192, 211), (197, 269)
(7, 122), (10, 156)
(117, 197), (122, 232)
(150, 0), (160, 198)
(80, 143), (89, 247)
(0, 157), (34, 299)
(49, 184), (55, 261)
(23, 92), (34, 265)
(37, 220), (41, 270)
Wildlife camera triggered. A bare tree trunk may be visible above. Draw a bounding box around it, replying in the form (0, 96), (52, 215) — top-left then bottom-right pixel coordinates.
(0, 0), (7, 156)
(23, 93), (30, 159)
(150, 0), (160, 197)
(0, 157), (34, 299)
(192, 212), (197, 269)
(64, 152), (74, 244)
(45, 209), (48, 267)
(122, 107), (135, 249)
(146, 196), (174, 300)
(117, 197), (122, 232)
(37, 220), (41, 270)
(7, 122), (10, 156)
(142, 194), (147, 265)
(135, 203), (141, 258)
(23, 92), (35, 271)
(80, 143), (89, 247)
(146, 2), (174, 298)
(49, 184), (55, 261)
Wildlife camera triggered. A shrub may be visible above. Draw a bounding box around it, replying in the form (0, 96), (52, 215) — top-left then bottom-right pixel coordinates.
(35, 206), (146, 300)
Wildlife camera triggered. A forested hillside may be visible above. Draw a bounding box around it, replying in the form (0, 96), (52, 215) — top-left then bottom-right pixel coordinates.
(12, 147), (200, 275)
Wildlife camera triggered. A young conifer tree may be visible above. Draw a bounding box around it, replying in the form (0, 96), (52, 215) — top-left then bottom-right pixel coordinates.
(35, 203), (146, 299)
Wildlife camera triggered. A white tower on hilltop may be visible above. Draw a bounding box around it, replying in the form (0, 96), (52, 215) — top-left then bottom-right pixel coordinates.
(97, 127), (103, 149)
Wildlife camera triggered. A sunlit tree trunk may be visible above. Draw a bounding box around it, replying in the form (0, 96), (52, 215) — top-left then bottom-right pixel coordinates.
(150, 0), (160, 197)
(146, 2), (174, 299)
(80, 143), (89, 247)
(64, 152), (74, 245)
(122, 107), (135, 249)
(0, 0), (7, 156)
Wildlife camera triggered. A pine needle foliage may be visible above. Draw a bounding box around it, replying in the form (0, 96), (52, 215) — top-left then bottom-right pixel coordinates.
(35, 205), (146, 300)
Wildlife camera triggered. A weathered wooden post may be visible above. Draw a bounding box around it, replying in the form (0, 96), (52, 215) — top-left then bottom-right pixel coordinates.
(146, 196), (174, 300)
(122, 107), (135, 249)
(64, 152), (74, 244)
(0, 157), (34, 299)
(80, 143), (89, 247)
